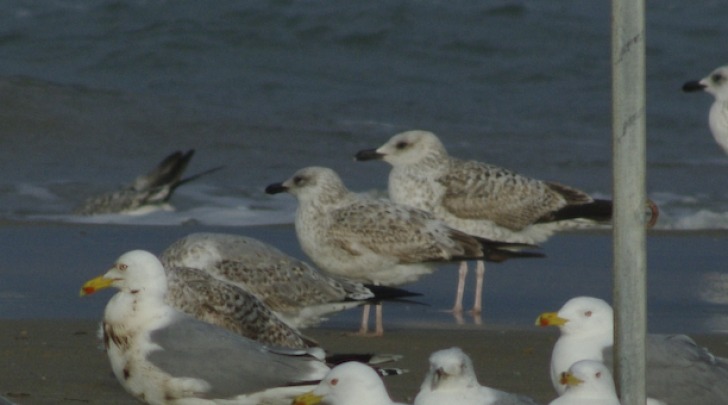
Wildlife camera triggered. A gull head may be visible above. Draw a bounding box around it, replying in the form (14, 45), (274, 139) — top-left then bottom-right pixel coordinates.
(265, 166), (348, 203)
(355, 130), (447, 167)
(683, 65), (728, 101)
(536, 296), (613, 337)
(423, 347), (478, 392)
(560, 360), (617, 399)
(293, 362), (392, 405)
(80, 250), (168, 298)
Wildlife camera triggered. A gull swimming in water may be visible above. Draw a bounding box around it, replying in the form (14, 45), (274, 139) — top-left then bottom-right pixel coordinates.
(683, 65), (728, 155)
(356, 131), (654, 315)
(548, 360), (620, 405)
(536, 296), (728, 404)
(74, 150), (222, 216)
(414, 347), (540, 405)
(265, 166), (542, 336)
(80, 250), (330, 405)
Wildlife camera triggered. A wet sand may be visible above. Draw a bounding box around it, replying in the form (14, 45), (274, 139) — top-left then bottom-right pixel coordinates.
(2, 319), (728, 405)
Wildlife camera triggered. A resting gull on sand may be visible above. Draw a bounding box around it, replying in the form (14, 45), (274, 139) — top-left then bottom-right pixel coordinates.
(165, 264), (318, 349)
(356, 131), (657, 315)
(414, 347), (541, 405)
(548, 360), (620, 405)
(683, 65), (728, 155)
(293, 362), (405, 405)
(265, 166), (542, 336)
(160, 232), (419, 331)
(74, 149), (222, 216)
(536, 296), (728, 404)
(80, 250), (330, 405)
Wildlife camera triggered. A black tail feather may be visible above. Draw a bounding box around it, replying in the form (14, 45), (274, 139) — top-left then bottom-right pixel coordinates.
(173, 164), (226, 190)
(323, 353), (408, 376)
(325, 353), (402, 366)
(461, 236), (545, 263)
(146, 150), (196, 190)
(538, 199), (613, 224)
(360, 284), (422, 303)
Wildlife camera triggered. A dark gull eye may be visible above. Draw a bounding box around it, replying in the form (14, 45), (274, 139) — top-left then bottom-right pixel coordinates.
(584, 310), (592, 317)
(395, 141), (408, 150)
(293, 176), (304, 185)
(330, 378), (338, 386)
(712, 73), (724, 84)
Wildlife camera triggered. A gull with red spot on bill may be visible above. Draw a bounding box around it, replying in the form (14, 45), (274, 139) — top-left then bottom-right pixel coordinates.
(80, 250), (330, 405)
(536, 296), (728, 405)
(548, 360), (620, 405)
(292, 362), (405, 405)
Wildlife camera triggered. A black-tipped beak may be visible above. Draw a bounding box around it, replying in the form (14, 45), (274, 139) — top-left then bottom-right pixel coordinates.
(354, 148), (385, 161)
(682, 80), (706, 93)
(265, 182), (288, 194)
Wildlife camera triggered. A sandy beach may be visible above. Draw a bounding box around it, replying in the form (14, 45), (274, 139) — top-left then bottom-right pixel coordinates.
(1, 223), (728, 404)
(2, 319), (728, 405)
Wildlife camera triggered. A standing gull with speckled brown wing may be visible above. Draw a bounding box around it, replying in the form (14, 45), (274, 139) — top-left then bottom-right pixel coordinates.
(265, 166), (542, 336)
(356, 130), (658, 316)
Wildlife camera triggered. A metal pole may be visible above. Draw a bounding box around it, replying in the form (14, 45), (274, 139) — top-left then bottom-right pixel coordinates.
(611, 0), (647, 404)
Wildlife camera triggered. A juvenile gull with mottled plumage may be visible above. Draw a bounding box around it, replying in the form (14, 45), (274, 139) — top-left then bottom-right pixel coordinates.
(265, 166), (542, 335)
(80, 250), (330, 405)
(165, 265), (317, 349)
(355, 130), (629, 315)
(160, 232), (418, 332)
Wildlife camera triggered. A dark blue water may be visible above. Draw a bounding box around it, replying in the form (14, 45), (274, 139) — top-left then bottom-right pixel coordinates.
(0, 0), (727, 228)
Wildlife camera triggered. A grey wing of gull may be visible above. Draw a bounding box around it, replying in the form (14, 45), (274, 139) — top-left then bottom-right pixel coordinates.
(604, 334), (728, 403)
(147, 314), (328, 400)
(165, 266), (317, 349)
(438, 159), (577, 230)
(327, 201), (474, 263)
(161, 233), (371, 313)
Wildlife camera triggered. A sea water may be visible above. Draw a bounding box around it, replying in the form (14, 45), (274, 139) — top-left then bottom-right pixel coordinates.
(0, 0), (727, 229)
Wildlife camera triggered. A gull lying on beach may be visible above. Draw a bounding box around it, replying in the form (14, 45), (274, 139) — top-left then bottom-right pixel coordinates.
(165, 265), (318, 349)
(80, 250), (330, 405)
(548, 360), (620, 405)
(536, 296), (728, 404)
(161, 232), (419, 331)
(265, 166), (543, 335)
(414, 347), (540, 405)
(355, 131), (653, 315)
(683, 65), (728, 155)
(73, 150), (222, 216)
(292, 362), (405, 405)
